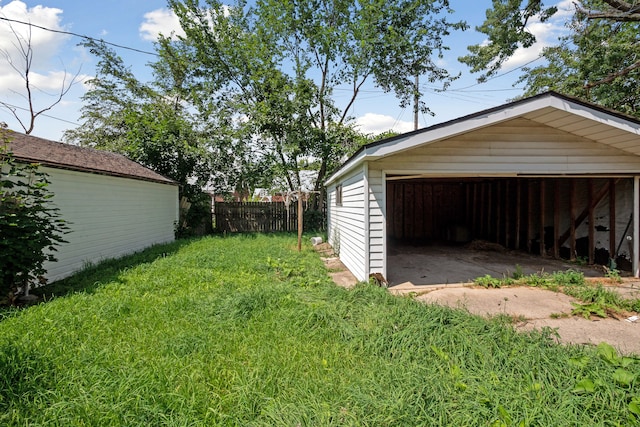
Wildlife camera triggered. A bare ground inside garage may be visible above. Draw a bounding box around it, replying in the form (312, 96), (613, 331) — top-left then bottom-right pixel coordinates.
(317, 242), (640, 355)
(386, 242), (606, 287)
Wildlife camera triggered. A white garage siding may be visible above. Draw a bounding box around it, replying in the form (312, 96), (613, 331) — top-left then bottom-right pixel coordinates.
(367, 167), (385, 278)
(325, 93), (640, 281)
(327, 165), (368, 281)
(373, 118), (640, 175)
(43, 167), (179, 282)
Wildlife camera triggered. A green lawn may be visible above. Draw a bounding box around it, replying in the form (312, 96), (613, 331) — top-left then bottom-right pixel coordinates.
(1, 233), (639, 425)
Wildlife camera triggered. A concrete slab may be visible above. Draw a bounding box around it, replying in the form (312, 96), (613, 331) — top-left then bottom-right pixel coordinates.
(317, 242), (640, 355)
(415, 286), (576, 319)
(387, 244), (604, 286)
(412, 286), (640, 355)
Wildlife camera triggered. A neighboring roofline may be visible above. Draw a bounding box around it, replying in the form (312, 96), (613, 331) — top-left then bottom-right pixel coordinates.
(11, 154), (178, 186)
(4, 132), (178, 186)
(324, 91), (640, 186)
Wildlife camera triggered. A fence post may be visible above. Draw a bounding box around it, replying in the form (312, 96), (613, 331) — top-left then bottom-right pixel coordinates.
(297, 189), (303, 252)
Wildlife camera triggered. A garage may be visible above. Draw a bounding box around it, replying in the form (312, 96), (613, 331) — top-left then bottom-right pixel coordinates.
(325, 92), (640, 285)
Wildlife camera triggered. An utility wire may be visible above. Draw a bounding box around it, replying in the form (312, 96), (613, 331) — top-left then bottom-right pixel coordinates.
(0, 101), (79, 126)
(447, 56), (544, 91)
(0, 16), (159, 56)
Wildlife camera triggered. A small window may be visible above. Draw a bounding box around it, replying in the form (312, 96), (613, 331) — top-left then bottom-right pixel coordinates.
(335, 184), (343, 206)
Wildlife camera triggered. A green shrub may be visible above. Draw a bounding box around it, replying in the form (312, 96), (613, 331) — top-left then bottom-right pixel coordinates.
(0, 125), (69, 303)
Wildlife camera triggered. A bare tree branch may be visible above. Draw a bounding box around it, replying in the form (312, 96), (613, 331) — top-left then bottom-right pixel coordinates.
(584, 59), (640, 89)
(584, 10), (640, 20)
(0, 20), (83, 134)
(601, 0), (637, 13)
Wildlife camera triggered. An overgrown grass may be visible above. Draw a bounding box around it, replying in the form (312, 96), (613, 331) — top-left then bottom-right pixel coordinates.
(2, 234), (640, 425)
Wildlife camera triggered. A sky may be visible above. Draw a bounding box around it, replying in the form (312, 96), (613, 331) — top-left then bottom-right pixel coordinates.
(0, 0), (575, 142)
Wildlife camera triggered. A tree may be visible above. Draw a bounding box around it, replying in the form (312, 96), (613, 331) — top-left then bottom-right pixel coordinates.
(166, 0), (467, 203)
(64, 41), (212, 201)
(460, 1), (640, 114)
(0, 123), (68, 304)
(0, 20), (81, 134)
(517, 5), (639, 115)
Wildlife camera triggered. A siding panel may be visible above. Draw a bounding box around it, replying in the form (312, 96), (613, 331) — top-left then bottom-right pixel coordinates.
(42, 167), (178, 281)
(326, 166), (367, 281)
(374, 119), (640, 175)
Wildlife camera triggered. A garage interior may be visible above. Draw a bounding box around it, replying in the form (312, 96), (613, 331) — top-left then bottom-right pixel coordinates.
(386, 177), (634, 285)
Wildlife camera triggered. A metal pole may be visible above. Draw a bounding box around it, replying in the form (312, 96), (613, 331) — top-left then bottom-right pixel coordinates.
(413, 74), (419, 131)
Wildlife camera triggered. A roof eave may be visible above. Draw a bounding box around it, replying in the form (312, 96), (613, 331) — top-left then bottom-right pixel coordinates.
(324, 92), (640, 186)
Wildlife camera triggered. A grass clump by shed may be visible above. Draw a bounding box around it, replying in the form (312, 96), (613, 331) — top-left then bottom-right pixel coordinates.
(1, 233), (640, 425)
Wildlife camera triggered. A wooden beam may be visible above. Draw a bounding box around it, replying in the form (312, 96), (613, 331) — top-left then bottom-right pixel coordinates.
(480, 183), (486, 237)
(540, 180), (546, 257)
(609, 179), (616, 263)
(553, 179), (560, 259)
(472, 183), (478, 236)
(487, 182), (493, 239)
(515, 179), (521, 250)
(588, 179), (595, 264)
(505, 180), (511, 248)
(496, 180), (502, 244)
(570, 180), (576, 261)
(527, 180), (534, 253)
(557, 180), (616, 247)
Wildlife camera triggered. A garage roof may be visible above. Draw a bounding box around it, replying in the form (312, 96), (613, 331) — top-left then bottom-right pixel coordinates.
(326, 92), (640, 185)
(4, 131), (176, 185)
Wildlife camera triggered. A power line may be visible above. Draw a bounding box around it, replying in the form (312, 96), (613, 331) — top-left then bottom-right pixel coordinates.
(448, 56), (544, 91)
(0, 101), (79, 126)
(0, 16), (159, 56)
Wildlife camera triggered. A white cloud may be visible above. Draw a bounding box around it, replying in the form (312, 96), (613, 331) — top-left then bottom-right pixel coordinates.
(0, 0), (90, 133)
(490, 0), (574, 70)
(139, 8), (185, 41)
(355, 113), (414, 136)
(0, 1), (68, 71)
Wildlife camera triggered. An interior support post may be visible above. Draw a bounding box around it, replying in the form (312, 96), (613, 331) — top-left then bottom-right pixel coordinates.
(487, 182), (493, 239)
(588, 179), (595, 264)
(480, 183), (486, 237)
(515, 180), (522, 250)
(496, 181), (502, 244)
(472, 183), (478, 236)
(609, 179), (616, 264)
(505, 180), (511, 248)
(570, 180), (576, 260)
(558, 180), (614, 247)
(634, 176), (639, 277)
(527, 180), (534, 253)
(539, 180), (546, 257)
(553, 179), (560, 259)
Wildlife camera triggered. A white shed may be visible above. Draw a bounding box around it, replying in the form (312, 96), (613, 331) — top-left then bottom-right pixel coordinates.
(325, 92), (640, 283)
(7, 133), (179, 282)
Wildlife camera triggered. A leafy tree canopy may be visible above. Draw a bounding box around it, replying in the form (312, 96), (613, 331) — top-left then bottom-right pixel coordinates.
(460, 0), (639, 115)
(165, 0), (467, 197)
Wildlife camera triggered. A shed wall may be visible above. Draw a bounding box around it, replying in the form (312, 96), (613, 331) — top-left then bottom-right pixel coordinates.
(42, 167), (179, 281)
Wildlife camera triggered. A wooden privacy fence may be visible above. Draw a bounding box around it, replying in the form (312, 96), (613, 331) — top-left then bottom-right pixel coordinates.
(214, 201), (300, 233)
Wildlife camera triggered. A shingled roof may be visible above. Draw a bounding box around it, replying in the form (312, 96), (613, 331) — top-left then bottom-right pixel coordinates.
(4, 132), (176, 185)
